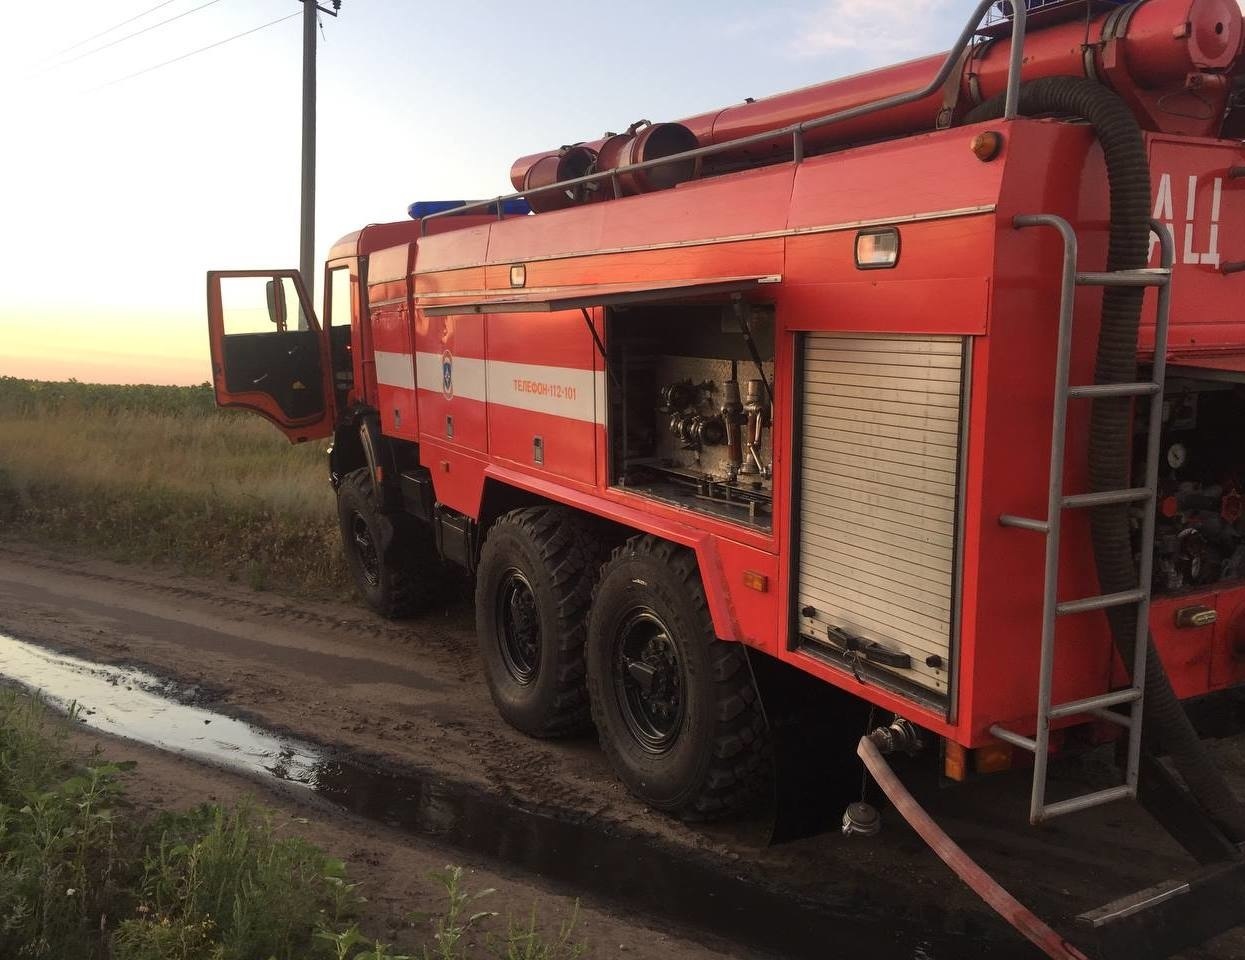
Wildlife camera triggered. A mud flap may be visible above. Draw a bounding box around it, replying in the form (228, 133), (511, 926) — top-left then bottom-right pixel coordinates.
(1078, 859), (1245, 960)
(744, 649), (872, 843)
(1077, 753), (1245, 958)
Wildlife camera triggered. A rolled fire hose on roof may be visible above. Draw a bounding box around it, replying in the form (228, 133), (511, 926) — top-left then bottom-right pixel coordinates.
(966, 77), (1245, 843)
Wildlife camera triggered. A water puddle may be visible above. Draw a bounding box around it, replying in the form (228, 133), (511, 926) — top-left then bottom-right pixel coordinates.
(0, 636), (322, 783)
(0, 633), (999, 959)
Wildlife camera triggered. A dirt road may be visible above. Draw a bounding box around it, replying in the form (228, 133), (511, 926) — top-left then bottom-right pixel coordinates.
(1, 541), (1243, 959)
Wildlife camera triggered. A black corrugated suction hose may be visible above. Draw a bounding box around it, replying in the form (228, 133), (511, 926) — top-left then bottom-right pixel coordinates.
(967, 77), (1245, 843)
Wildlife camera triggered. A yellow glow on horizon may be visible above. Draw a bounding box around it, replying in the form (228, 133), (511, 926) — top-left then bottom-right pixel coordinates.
(1, 308), (210, 386)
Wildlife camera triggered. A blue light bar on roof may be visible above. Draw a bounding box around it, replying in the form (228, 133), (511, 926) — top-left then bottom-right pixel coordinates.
(407, 198), (532, 220)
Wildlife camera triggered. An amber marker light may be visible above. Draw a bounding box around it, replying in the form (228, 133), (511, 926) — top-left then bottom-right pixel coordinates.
(742, 570), (769, 592)
(944, 740), (967, 782)
(509, 264), (526, 287)
(974, 742), (1014, 775)
(970, 130), (1004, 162)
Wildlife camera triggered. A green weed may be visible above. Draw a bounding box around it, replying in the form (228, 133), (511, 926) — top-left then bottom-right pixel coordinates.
(495, 904), (586, 960)
(0, 692), (140, 958)
(123, 802), (362, 960)
(111, 914), (223, 960)
(413, 866), (584, 960)
(418, 865), (498, 959)
(318, 924), (415, 960)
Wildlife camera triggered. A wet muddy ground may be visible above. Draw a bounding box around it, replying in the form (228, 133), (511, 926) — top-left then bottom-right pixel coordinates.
(47, 700), (740, 959)
(2, 542), (1243, 958)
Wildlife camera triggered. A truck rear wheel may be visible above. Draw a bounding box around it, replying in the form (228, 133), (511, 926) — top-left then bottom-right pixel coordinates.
(337, 468), (440, 618)
(586, 536), (770, 820)
(475, 507), (597, 737)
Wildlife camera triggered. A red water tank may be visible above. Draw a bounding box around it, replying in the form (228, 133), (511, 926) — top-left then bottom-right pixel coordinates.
(686, 0), (1241, 171)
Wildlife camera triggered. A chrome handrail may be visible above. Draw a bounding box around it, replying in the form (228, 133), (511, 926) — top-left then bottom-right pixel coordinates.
(419, 0), (1027, 235)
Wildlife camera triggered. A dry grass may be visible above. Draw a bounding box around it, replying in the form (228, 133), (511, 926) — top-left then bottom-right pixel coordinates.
(0, 377), (347, 597)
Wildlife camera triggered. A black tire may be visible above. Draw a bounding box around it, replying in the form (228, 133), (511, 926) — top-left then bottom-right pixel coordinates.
(586, 536), (770, 820)
(475, 506), (599, 738)
(337, 468), (440, 618)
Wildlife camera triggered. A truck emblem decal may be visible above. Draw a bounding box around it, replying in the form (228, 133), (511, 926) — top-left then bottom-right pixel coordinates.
(1150, 172), (1222, 267)
(441, 350), (454, 399)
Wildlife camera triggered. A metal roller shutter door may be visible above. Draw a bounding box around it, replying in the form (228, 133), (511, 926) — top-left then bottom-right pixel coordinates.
(796, 333), (965, 696)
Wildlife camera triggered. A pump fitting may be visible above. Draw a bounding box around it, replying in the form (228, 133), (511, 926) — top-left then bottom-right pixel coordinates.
(866, 717), (923, 756)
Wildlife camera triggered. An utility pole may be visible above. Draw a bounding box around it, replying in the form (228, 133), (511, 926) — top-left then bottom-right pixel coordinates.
(299, 0), (339, 322)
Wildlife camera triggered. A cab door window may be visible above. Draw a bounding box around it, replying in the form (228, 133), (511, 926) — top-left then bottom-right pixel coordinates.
(217, 275), (325, 422)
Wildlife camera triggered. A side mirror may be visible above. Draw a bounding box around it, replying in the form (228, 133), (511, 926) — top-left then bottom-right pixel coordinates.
(265, 279), (288, 331)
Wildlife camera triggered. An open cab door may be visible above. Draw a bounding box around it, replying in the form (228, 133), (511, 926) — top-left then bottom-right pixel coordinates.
(206, 269), (335, 443)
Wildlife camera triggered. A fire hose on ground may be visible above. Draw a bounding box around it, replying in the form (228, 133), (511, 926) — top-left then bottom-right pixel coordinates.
(857, 732), (1090, 960)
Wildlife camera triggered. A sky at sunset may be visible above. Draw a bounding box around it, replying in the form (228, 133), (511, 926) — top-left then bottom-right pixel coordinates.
(0, 0), (1056, 384)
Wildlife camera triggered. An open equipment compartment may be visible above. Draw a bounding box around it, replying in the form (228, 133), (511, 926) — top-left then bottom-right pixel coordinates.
(1143, 369), (1245, 596)
(606, 301), (775, 532)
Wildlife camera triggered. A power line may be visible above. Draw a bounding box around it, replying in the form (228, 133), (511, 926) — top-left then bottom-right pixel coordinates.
(89, 11), (300, 92)
(45, 0), (182, 60)
(59, 0), (226, 68)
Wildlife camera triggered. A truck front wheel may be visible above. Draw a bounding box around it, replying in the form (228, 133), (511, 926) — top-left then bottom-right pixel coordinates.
(586, 536), (771, 820)
(337, 468), (440, 618)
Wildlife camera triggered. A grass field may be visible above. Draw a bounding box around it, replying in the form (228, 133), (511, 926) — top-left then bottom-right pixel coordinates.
(0, 377), (346, 597)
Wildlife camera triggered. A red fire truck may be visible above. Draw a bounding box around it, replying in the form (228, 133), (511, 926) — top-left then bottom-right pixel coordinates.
(208, 0), (1245, 952)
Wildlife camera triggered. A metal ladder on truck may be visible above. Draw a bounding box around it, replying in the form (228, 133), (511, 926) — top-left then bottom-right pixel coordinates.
(991, 213), (1173, 825)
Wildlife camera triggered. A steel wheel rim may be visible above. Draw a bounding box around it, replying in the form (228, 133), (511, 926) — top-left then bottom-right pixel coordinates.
(497, 568), (540, 685)
(612, 608), (686, 754)
(351, 513), (380, 588)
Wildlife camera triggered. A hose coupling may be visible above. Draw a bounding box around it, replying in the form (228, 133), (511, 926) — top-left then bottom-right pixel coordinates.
(866, 717), (923, 756)
(841, 801), (881, 837)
